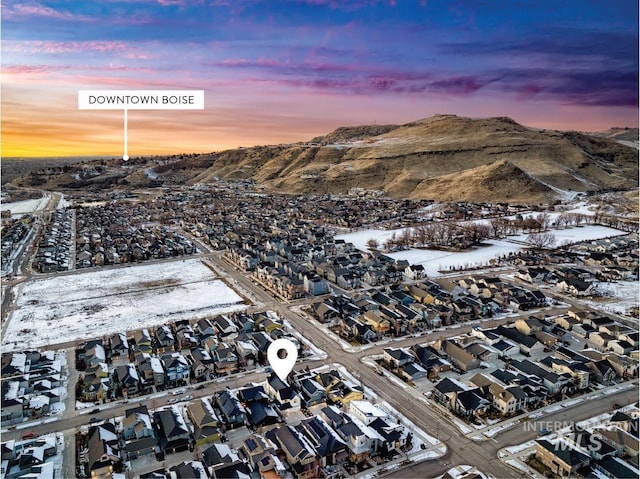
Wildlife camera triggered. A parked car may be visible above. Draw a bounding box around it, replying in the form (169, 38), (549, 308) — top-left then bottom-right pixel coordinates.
(89, 408), (100, 414)
(21, 431), (37, 440)
(538, 428), (552, 436)
(89, 417), (101, 424)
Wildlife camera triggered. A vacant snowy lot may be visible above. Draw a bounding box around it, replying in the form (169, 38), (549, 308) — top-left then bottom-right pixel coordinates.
(336, 225), (625, 277)
(3, 196), (49, 215)
(3, 259), (246, 351)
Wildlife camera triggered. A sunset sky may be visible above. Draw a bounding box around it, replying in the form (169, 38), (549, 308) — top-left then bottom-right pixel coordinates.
(2, 0), (638, 158)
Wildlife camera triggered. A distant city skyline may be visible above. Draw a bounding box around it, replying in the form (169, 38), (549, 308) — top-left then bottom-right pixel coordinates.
(2, 0), (638, 157)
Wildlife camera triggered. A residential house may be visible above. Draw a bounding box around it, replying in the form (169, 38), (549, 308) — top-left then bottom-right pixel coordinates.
(297, 416), (348, 467)
(186, 348), (215, 381)
(238, 434), (285, 476)
(161, 353), (190, 384)
(215, 389), (247, 428)
(154, 326), (175, 353)
(535, 439), (590, 477)
(168, 461), (208, 479)
(469, 373), (526, 416)
(435, 339), (481, 372)
(455, 389), (490, 418)
(87, 423), (122, 479)
(154, 406), (190, 454)
(109, 333), (129, 359)
(213, 343), (238, 376)
(187, 398), (221, 445)
(383, 348), (415, 369)
(268, 425), (320, 479)
(556, 278), (596, 297)
(334, 415), (383, 464)
(433, 377), (467, 410)
(133, 329), (153, 355)
(266, 373), (302, 411)
(136, 353), (165, 388)
(203, 442), (246, 478)
(509, 359), (574, 396)
(122, 406), (156, 460)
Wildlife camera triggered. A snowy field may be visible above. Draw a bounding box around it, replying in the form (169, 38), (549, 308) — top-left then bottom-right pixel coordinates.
(3, 259), (247, 351)
(583, 280), (640, 317)
(336, 225), (625, 277)
(2, 196), (49, 215)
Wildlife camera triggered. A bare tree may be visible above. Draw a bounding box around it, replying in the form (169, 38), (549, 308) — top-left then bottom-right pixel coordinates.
(523, 217), (541, 233)
(412, 224), (429, 247)
(399, 228), (412, 249)
(556, 213), (571, 229)
(536, 212), (551, 231)
(489, 218), (508, 237)
(366, 238), (380, 251)
(526, 232), (557, 249)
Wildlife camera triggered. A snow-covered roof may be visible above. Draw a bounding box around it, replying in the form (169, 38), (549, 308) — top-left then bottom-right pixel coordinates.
(5, 381), (20, 400)
(10, 353), (27, 371)
(150, 357), (163, 374)
(349, 400), (388, 423)
(28, 395), (50, 409)
(127, 364), (139, 381)
(97, 425), (118, 442)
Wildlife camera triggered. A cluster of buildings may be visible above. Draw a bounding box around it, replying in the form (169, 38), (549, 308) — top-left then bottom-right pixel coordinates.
(533, 406), (639, 478)
(1, 434), (59, 479)
(74, 203), (196, 268)
(512, 234), (639, 300)
(1, 216), (32, 275)
(74, 311), (302, 403)
(1, 351), (66, 425)
(380, 311), (639, 421)
(310, 274), (548, 345)
(78, 367), (413, 479)
(33, 209), (73, 273)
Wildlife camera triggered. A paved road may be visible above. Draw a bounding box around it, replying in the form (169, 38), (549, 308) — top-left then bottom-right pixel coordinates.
(3, 232), (637, 478)
(207, 253), (615, 479)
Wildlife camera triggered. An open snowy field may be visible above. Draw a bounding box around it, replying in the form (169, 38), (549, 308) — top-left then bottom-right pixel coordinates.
(2, 196), (49, 215)
(2, 259), (247, 351)
(336, 224), (625, 277)
(583, 280), (640, 317)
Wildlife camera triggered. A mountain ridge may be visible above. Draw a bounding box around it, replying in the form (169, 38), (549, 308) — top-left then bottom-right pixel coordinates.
(8, 115), (638, 204)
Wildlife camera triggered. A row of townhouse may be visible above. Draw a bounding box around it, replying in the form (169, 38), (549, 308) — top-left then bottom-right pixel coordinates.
(76, 312), (302, 401)
(431, 347), (637, 421)
(455, 275), (548, 311)
(2, 216), (33, 272)
(555, 308), (640, 359)
(34, 209), (73, 273)
(534, 406), (639, 478)
(75, 202), (196, 268)
(0, 351), (65, 424)
(137, 398), (412, 479)
(432, 356), (577, 420)
(226, 228), (417, 298)
(1, 434), (57, 478)
(312, 273), (548, 344)
(79, 366), (404, 479)
(213, 368), (365, 432)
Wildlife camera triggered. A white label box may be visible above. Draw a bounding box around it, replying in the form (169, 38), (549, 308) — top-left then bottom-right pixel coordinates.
(78, 90), (205, 110)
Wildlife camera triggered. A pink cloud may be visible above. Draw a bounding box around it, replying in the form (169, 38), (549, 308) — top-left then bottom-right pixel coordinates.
(5, 2), (92, 21)
(4, 40), (146, 56)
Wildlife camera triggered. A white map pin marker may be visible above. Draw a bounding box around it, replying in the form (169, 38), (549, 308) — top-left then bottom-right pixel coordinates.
(267, 338), (298, 382)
